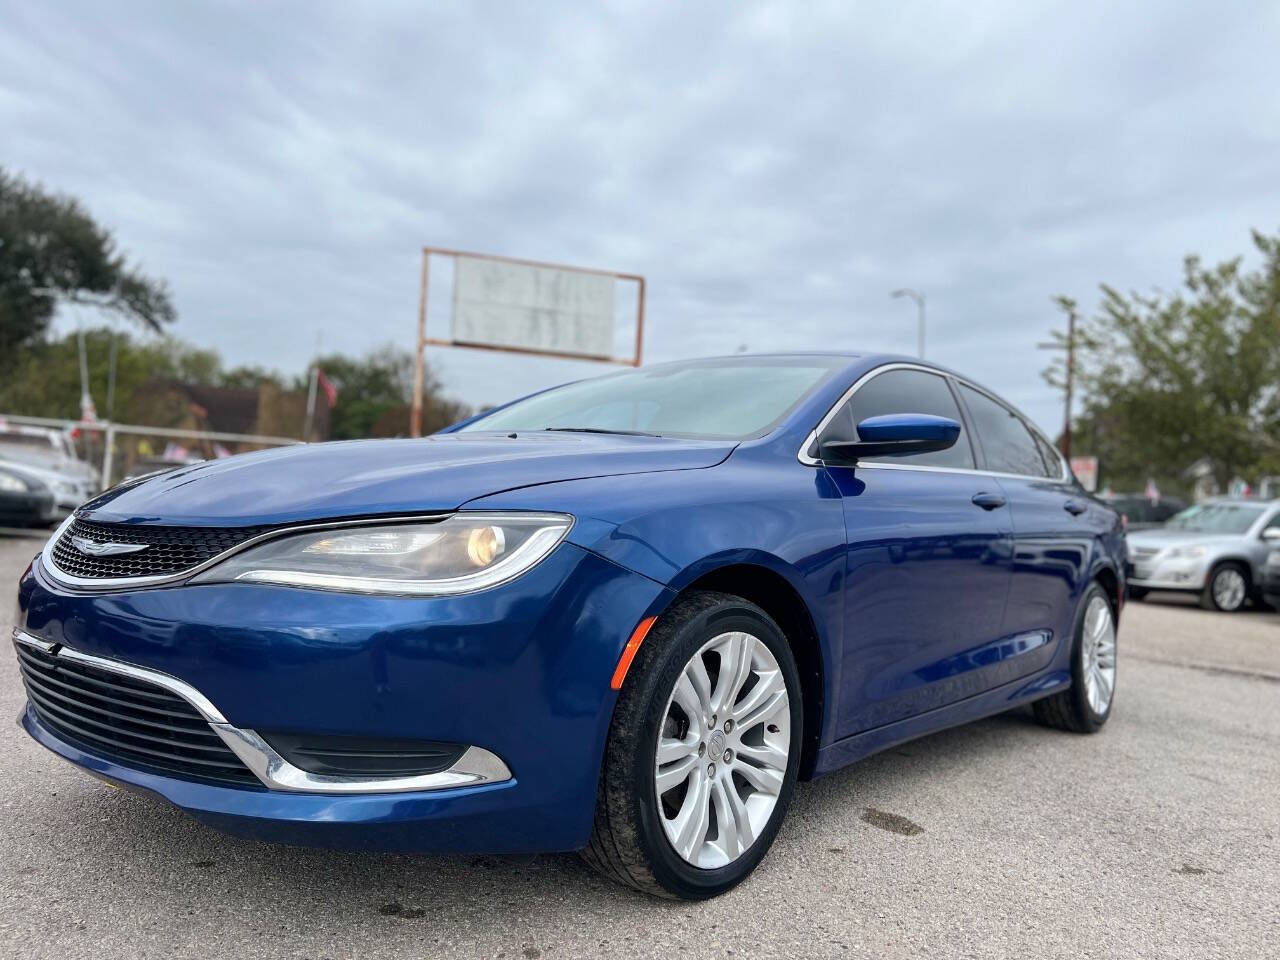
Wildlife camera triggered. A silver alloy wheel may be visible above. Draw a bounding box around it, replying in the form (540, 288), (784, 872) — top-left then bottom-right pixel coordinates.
(1080, 594), (1117, 715)
(1212, 567), (1247, 611)
(654, 631), (790, 869)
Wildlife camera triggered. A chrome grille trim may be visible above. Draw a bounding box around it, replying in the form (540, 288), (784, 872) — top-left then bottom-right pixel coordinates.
(13, 632), (256, 787)
(13, 630), (513, 794)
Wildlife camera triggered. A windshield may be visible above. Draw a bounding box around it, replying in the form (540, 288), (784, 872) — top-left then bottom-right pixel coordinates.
(1166, 503), (1265, 534)
(459, 357), (848, 440)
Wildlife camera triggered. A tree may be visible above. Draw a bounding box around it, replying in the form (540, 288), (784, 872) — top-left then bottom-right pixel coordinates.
(0, 328), (221, 422)
(0, 167), (175, 364)
(1048, 229), (1280, 493)
(301, 345), (470, 439)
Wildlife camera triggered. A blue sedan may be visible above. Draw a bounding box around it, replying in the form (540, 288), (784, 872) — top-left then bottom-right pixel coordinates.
(12, 353), (1124, 899)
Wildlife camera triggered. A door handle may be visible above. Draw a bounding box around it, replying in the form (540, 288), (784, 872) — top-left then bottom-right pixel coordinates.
(972, 492), (1006, 510)
(1064, 499), (1087, 516)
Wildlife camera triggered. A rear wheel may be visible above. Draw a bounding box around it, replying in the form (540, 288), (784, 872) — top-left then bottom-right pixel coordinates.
(1033, 583), (1117, 734)
(1201, 562), (1248, 612)
(582, 591), (802, 899)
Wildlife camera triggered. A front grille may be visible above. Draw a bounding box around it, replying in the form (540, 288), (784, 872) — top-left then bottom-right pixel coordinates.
(1130, 546), (1160, 559)
(50, 517), (273, 580)
(15, 642), (261, 788)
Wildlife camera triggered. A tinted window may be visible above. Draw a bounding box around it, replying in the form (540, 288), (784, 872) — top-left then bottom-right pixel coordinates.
(958, 384), (1054, 477)
(1167, 503), (1265, 534)
(1033, 433), (1064, 478)
(462, 357), (845, 440)
(817, 369), (975, 468)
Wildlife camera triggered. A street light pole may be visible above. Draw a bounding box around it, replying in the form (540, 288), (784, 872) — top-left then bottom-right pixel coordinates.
(890, 288), (925, 359)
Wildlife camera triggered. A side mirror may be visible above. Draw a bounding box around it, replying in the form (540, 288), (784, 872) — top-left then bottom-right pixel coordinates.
(820, 413), (961, 465)
(1262, 528), (1280, 542)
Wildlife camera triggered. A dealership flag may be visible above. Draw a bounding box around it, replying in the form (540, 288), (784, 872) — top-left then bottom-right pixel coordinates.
(317, 369), (338, 408)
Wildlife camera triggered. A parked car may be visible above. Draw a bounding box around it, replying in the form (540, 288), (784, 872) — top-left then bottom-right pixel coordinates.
(0, 425), (98, 519)
(1100, 493), (1187, 530)
(12, 354), (1125, 900)
(1261, 549), (1280, 611)
(1126, 499), (1280, 611)
(0, 463), (57, 527)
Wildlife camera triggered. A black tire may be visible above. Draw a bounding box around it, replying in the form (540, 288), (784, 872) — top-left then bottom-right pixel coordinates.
(581, 591), (803, 900)
(1033, 582), (1116, 734)
(1127, 587), (1148, 601)
(1200, 561), (1249, 612)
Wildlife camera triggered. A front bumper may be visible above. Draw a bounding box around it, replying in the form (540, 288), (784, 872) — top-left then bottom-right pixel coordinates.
(15, 542), (671, 853)
(1127, 555), (1209, 591)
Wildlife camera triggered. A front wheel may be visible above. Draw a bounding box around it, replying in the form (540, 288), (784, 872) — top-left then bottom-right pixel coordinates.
(1201, 562), (1249, 612)
(581, 591), (802, 899)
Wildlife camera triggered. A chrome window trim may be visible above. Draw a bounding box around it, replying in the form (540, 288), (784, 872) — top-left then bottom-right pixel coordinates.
(797, 361), (1071, 483)
(13, 629), (513, 794)
(39, 510), (557, 594)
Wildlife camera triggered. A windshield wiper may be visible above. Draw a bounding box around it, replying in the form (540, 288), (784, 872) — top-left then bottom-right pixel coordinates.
(544, 427), (663, 438)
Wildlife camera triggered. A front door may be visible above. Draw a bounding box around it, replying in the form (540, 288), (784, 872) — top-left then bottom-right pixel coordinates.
(810, 366), (1014, 739)
(832, 464), (1014, 736)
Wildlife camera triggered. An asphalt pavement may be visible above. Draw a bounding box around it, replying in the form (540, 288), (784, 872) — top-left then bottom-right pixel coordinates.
(0, 534), (1276, 959)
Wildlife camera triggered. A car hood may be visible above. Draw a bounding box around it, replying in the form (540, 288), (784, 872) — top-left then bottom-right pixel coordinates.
(79, 433), (737, 526)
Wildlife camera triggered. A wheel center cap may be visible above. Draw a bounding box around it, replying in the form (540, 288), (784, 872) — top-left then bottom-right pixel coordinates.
(708, 729), (727, 757)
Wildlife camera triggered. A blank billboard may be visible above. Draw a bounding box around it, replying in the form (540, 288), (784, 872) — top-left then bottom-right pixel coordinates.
(451, 255), (617, 360)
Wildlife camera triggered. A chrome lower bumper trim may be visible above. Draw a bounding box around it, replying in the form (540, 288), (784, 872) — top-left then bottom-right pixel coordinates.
(12, 630), (513, 794)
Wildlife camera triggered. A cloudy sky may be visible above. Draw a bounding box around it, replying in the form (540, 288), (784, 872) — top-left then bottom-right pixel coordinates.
(3, 0), (1279, 434)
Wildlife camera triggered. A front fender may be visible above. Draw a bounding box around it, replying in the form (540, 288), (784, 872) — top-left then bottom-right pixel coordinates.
(463, 458), (847, 747)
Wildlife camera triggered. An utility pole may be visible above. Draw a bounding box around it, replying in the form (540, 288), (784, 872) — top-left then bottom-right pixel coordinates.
(890, 288), (926, 359)
(105, 331), (118, 423)
(302, 332), (323, 442)
(1037, 302), (1078, 459)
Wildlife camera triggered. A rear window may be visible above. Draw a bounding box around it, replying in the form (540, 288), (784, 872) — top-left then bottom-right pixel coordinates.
(957, 385), (1055, 478)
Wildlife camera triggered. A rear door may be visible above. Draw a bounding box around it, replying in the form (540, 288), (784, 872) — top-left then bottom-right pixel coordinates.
(815, 367), (1015, 738)
(953, 382), (1096, 657)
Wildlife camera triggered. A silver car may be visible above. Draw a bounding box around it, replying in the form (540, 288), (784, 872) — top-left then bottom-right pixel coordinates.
(1126, 498), (1280, 611)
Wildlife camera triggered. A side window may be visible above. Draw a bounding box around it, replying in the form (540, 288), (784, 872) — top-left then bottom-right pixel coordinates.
(1033, 433), (1064, 479)
(817, 369), (975, 468)
(958, 384), (1053, 478)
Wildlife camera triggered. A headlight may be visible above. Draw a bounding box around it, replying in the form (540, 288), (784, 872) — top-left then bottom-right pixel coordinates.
(191, 513), (573, 595)
(0, 471), (29, 493)
(1168, 545), (1207, 559)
